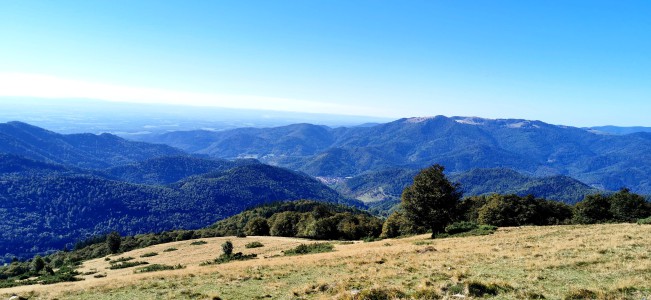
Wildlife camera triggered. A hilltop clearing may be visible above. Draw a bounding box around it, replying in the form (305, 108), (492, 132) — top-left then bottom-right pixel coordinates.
(3, 223), (650, 299)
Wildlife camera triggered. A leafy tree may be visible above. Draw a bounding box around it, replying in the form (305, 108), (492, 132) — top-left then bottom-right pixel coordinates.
(244, 217), (270, 236)
(573, 194), (613, 224)
(477, 194), (537, 226)
(106, 231), (121, 254)
(609, 188), (651, 222)
(221, 241), (233, 257)
(32, 255), (45, 273)
(380, 211), (405, 238)
(401, 164), (462, 237)
(269, 211), (300, 237)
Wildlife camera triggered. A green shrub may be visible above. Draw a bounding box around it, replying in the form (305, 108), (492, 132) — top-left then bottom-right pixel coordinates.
(112, 256), (134, 263)
(190, 240), (208, 246)
(445, 221), (478, 234)
(134, 264), (185, 273)
(163, 247), (178, 252)
(284, 243), (334, 256)
(212, 252), (257, 264)
(637, 216), (651, 225)
(139, 252), (158, 258)
(245, 241), (264, 248)
(108, 261), (148, 270)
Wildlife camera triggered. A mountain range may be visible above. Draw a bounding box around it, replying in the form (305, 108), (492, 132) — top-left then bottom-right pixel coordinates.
(132, 116), (651, 194)
(0, 123), (358, 262)
(1, 118), (649, 262)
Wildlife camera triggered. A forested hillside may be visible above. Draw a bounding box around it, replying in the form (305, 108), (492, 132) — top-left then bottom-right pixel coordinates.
(0, 156), (356, 263)
(0, 121), (183, 169)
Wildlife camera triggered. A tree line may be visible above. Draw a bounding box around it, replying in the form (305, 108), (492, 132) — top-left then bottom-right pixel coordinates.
(381, 164), (651, 238)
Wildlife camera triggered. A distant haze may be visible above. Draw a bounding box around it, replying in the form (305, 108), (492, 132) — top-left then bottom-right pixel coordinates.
(0, 98), (393, 134)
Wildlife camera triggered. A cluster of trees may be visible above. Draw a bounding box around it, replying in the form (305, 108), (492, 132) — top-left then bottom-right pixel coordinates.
(212, 200), (383, 240)
(381, 164), (651, 238)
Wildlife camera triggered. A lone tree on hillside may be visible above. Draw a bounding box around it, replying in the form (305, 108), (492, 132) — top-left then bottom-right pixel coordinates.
(106, 231), (121, 254)
(402, 164), (462, 238)
(222, 240), (234, 257)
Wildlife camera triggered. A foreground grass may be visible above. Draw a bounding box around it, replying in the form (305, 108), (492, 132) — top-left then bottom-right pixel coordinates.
(2, 224), (651, 299)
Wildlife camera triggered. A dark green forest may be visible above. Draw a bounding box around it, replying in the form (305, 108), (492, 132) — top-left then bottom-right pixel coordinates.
(0, 157), (358, 263)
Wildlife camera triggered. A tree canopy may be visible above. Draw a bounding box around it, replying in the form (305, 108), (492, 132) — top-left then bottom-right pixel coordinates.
(401, 164), (462, 237)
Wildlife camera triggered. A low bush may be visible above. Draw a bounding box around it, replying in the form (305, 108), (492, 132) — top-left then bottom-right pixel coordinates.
(112, 256), (134, 263)
(245, 241), (264, 248)
(139, 252), (158, 258)
(190, 240), (208, 246)
(134, 264), (185, 273)
(445, 221), (478, 234)
(637, 216), (651, 225)
(214, 252), (257, 264)
(284, 243), (334, 256)
(108, 261), (148, 270)
(163, 247), (178, 252)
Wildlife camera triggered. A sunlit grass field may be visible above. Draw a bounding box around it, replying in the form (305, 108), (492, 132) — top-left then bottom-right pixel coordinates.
(3, 223), (651, 299)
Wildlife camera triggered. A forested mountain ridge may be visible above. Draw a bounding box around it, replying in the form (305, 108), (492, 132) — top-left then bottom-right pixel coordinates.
(102, 156), (259, 185)
(0, 154), (357, 263)
(0, 121), (184, 169)
(131, 116), (651, 194)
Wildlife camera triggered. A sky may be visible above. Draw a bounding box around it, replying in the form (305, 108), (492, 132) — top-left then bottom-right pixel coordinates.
(1, 1), (650, 126)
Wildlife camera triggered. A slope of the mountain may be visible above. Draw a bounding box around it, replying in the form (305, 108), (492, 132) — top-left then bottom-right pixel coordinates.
(588, 126), (651, 135)
(0, 121), (184, 169)
(102, 156), (251, 185)
(132, 116), (651, 194)
(334, 168), (418, 202)
(0, 153), (71, 174)
(336, 168), (600, 207)
(134, 123), (338, 158)
(451, 168), (600, 204)
(0, 161), (356, 263)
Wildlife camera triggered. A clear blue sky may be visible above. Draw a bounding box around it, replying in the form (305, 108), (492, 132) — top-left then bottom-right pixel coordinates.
(1, 1), (650, 126)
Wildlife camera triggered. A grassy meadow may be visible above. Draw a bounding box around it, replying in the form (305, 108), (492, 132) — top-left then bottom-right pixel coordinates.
(2, 223), (651, 299)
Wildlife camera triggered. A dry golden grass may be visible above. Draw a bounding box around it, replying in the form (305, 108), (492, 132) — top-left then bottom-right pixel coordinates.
(2, 224), (651, 299)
